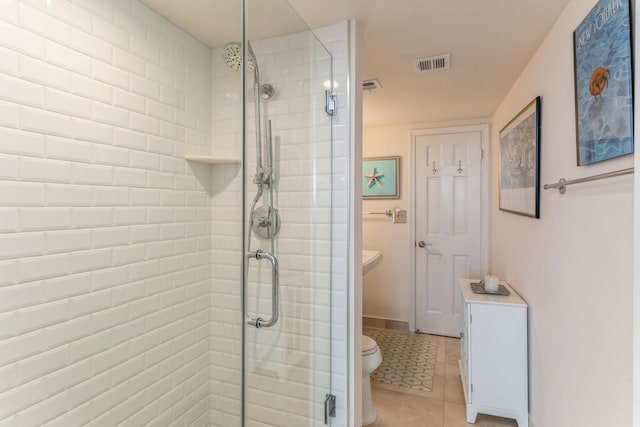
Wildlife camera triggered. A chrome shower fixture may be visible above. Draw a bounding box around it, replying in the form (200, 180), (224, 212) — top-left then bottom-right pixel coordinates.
(261, 83), (275, 100)
(222, 42), (256, 72)
(221, 42), (275, 100)
(222, 41), (280, 240)
(251, 205), (281, 240)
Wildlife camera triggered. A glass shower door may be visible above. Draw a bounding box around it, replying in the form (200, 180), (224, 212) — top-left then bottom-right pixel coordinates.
(242, 1), (334, 425)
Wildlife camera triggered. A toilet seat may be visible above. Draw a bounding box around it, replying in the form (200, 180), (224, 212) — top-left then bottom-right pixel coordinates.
(362, 334), (379, 356)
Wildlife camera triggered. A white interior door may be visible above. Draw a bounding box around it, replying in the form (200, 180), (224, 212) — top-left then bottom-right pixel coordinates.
(414, 129), (483, 337)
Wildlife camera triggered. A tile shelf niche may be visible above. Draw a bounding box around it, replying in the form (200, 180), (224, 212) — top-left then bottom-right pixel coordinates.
(185, 156), (241, 164)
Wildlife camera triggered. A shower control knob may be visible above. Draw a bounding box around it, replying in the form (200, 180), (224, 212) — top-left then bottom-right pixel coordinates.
(251, 205), (281, 240)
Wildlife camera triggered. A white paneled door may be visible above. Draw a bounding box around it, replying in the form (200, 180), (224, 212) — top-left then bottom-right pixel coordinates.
(414, 128), (483, 337)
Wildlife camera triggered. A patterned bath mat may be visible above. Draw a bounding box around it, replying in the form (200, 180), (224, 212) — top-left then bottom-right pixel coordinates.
(364, 327), (438, 394)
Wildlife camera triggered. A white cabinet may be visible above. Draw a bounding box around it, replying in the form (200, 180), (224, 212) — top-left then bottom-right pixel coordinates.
(458, 279), (528, 427)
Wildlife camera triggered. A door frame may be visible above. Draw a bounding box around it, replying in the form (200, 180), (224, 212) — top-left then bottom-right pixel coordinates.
(408, 124), (491, 333)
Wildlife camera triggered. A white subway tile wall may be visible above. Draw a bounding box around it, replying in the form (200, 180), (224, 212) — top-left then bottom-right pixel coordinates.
(1, 0), (351, 425)
(0, 0), (212, 426)
(208, 39), (243, 427)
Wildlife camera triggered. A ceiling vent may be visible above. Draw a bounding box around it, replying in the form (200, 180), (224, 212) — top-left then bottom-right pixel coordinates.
(415, 54), (450, 73)
(363, 79), (383, 91)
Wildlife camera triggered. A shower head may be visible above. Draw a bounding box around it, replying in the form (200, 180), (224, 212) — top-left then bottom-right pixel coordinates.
(221, 42), (274, 100)
(222, 42), (256, 72)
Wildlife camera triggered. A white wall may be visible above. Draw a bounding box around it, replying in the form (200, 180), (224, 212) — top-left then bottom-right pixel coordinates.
(491, 0), (633, 425)
(362, 119), (487, 322)
(0, 0), (212, 425)
(362, 125), (410, 321)
(346, 20), (363, 427)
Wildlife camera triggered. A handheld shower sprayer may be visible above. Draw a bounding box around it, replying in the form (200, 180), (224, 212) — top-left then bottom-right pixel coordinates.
(221, 41), (280, 240)
(221, 41), (275, 190)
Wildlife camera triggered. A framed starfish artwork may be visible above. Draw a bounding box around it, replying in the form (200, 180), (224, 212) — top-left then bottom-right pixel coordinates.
(362, 156), (400, 199)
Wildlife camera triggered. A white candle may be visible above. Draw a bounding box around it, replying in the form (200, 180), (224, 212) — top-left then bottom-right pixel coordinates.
(484, 275), (499, 292)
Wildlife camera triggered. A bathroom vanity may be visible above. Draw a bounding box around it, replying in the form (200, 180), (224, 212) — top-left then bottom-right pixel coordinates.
(458, 279), (528, 427)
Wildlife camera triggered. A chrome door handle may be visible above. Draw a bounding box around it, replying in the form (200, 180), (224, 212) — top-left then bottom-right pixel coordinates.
(417, 241), (431, 248)
(246, 250), (279, 328)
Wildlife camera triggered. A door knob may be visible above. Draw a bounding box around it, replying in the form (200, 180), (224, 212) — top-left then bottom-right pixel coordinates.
(418, 241), (431, 248)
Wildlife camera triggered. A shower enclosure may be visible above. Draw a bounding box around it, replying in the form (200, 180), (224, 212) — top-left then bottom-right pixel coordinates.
(208, 1), (336, 424)
(0, 0), (343, 426)
(178, 0), (337, 424)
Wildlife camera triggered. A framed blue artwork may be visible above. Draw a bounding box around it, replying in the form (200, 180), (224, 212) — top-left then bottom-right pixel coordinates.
(362, 156), (399, 199)
(573, 0), (633, 165)
(499, 97), (541, 218)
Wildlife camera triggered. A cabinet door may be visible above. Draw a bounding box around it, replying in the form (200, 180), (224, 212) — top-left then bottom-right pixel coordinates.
(468, 303), (527, 411)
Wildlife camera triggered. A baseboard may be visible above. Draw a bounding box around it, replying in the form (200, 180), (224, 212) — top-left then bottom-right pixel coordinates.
(362, 316), (409, 332)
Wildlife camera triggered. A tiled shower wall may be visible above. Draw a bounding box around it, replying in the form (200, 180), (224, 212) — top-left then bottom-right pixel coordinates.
(0, 1), (213, 425)
(207, 43), (243, 425)
(0, 0), (352, 425)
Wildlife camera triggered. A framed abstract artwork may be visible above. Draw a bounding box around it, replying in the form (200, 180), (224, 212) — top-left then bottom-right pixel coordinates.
(573, 0), (633, 165)
(362, 156), (400, 199)
(499, 97), (541, 218)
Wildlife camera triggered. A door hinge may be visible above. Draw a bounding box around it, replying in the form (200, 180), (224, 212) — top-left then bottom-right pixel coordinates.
(325, 91), (337, 116)
(471, 383), (474, 393)
(324, 394), (336, 424)
(481, 148), (484, 159)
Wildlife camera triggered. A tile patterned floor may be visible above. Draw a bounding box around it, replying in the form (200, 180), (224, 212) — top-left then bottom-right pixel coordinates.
(364, 327), (438, 393)
(368, 330), (518, 427)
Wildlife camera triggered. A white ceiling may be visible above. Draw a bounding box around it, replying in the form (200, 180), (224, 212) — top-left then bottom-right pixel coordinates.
(143, 0), (572, 127)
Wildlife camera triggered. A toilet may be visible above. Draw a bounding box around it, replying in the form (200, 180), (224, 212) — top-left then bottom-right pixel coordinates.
(362, 334), (383, 425)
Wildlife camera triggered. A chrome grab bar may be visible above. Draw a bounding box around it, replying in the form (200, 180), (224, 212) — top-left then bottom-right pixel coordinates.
(543, 167), (634, 194)
(246, 250), (279, 328)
